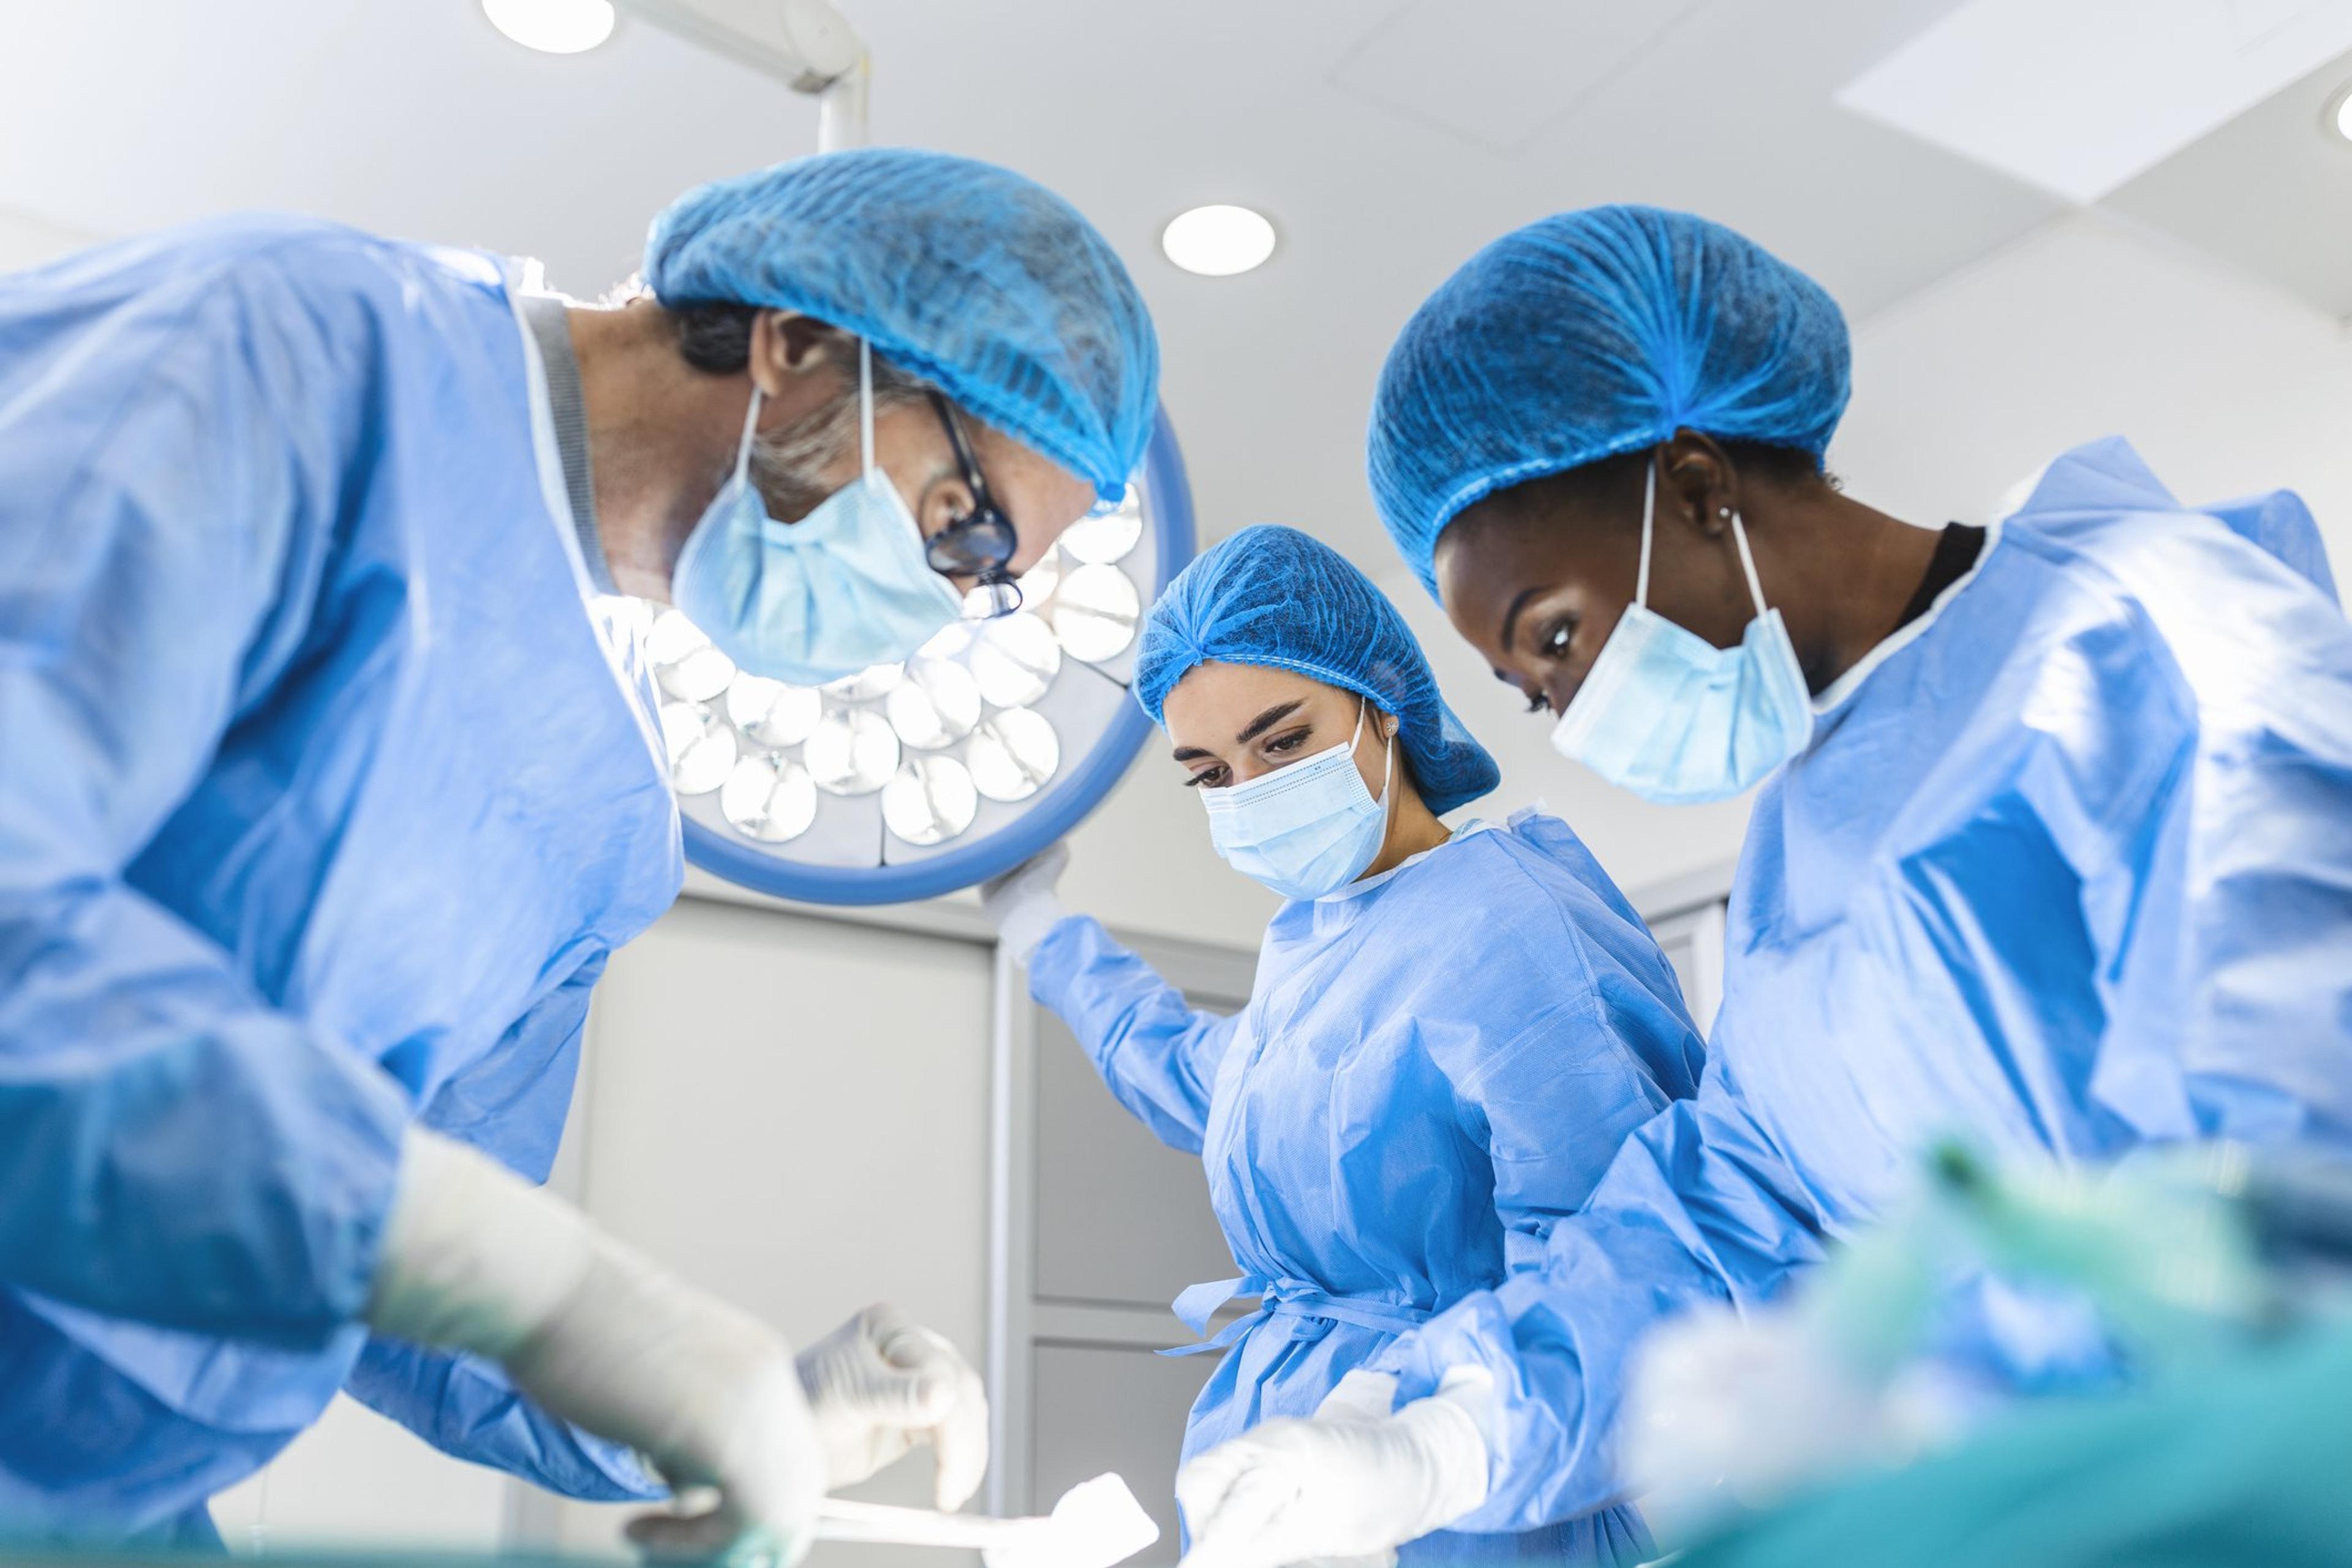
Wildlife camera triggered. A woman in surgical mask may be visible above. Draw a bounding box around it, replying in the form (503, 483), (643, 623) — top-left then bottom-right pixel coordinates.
(981, 524), (1705, 1568)
(1170, 205), (2352, 1568)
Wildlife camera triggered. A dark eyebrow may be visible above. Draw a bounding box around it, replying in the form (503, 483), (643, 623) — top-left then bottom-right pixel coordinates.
(1234, 699), (1305, 746)
(1170, 745), (1213, 763)
(1496, 587), (1542, 654)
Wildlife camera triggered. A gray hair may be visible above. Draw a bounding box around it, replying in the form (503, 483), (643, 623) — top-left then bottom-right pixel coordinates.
(748, 350), (933, 521)
(660, 298), (938, 520)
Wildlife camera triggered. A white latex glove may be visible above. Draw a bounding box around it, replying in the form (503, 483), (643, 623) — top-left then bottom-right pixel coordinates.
(797, 1303), (990, 1510)
(979, 842), (1071, 965)
(1177, 1369), (1491, 1568)
(368, 1129), (824, 1564)
(1621, 1303), (1895, 1549)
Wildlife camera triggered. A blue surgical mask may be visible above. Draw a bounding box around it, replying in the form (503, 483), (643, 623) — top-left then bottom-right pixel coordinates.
(1548, 458), (1814, 804)
(1202, 701), (1395, 900)
(673, 339), (963, 685)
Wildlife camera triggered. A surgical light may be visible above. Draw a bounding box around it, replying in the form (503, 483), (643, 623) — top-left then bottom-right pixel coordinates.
(1160, 206), (1278, 277)
(481, 0), (616, 55)
(648, 412), (1196, 904)
(2331, 83), (2352, 143)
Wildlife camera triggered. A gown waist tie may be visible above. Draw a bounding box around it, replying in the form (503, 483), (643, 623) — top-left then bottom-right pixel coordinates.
(1161, 1274), (1433, 1357)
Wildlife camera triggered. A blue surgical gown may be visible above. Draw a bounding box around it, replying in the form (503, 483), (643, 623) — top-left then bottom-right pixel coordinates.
(1371, 437), (2352, 1532)
(0, 217), (683, 1539)
(1029, 810), (1706, 1565)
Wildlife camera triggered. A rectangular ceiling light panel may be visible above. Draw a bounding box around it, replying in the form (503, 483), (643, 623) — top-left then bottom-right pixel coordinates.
(1329, 0), (1704, 152)
(1837, 0), (2352, 202)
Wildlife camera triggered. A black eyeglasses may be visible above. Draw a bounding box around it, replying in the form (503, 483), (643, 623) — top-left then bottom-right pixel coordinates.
(924, 392), (1022, 617)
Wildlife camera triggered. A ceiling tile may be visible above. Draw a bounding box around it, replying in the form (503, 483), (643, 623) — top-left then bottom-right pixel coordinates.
(2105, 46), (2352, 316)
(1325, 0), (1706, 153)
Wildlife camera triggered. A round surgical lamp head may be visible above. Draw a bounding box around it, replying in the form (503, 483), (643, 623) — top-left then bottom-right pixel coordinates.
(644, 409), (1196, 905)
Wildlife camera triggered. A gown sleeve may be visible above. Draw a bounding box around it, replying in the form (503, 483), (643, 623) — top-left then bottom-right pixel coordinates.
(1025, 914), (1244, 1155)
(342, 960), (660, 1499)
(2028, 516), (2352, 1149)
(1371, 1060), (1828, 1530)
(344, 1341), (664, 1502)
(0, 258), (413, 1347)
(1436, 993), (1687, 1269)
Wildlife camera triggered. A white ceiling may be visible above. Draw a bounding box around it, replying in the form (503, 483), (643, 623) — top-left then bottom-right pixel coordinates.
(2, 0), (2342, 571)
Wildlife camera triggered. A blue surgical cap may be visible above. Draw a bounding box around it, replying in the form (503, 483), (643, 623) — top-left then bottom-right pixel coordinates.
(1370, 205), (1850, 594)
(646, 148), (1159, 502)
(1134, 525), (1501, 816)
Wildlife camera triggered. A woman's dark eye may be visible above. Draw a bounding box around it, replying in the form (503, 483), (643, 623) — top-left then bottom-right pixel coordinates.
(1183, 767), (1226, 789)
(1540, 620), (1575, 660)
(1265, 730), (1308, 755)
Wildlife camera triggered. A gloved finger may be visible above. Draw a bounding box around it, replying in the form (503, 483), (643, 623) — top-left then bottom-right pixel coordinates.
(1177, 1449), (1297, 1568)
(1173, 1442), (1252, 1535)
(873, 1310), (962, 1377)
(928, 1359), (992, 1510)
(1179, 1468), (1302, 1568)
(871, 1312), (974, 1423)
(984, 842), (1069, 902)
(859, 1355), (957, 1424)
(1314, 1368), (1398, 1423)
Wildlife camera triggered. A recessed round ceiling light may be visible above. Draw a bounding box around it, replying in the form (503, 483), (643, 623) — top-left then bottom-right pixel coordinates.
(1161, 205), (1278, 277)
(483, 0), (616, 55)
(2331, 83), (2352, 143)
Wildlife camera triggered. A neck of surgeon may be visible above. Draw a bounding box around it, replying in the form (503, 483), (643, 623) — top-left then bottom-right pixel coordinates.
(1366, 766), (1450, 881)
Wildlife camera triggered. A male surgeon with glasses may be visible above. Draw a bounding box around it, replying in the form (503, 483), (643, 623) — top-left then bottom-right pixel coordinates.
(0, 148), (1156, 1555)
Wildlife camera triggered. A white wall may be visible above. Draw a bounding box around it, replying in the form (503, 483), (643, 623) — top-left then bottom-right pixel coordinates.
(0, 202), (97, 271)
(1835, 209), (2352, 567)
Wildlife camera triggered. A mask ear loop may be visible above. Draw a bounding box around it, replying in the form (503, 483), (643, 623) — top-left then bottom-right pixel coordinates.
(732, 383), (763, 482)
(858, 336), (876, 480)
(1359, 696), (1397, 820)
(1727, 508), (1771, 617)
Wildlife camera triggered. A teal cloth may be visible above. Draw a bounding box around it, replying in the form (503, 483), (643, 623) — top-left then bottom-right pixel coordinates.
(1679, 1320), (2352, 1568)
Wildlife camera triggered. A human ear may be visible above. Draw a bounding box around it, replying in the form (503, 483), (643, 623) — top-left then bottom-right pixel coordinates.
(1662, 432), (1738, 539)
(747, 311), (849, 397)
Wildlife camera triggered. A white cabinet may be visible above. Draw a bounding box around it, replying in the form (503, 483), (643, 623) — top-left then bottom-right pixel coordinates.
(547, 897), (994, 1568)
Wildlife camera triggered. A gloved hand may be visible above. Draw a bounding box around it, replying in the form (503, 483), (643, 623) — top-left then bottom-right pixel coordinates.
(797, 1303), (990, 1509)
(368, 1129), (825, 1564)
(979, 842), (1071, 965)
(1176, 1369), (1491, 1568)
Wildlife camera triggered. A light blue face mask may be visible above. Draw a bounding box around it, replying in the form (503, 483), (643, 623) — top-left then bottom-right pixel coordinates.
(1201, 700), (1395, 900)
(1548, 457), (1814, 805)
(673, 339), (964, 685)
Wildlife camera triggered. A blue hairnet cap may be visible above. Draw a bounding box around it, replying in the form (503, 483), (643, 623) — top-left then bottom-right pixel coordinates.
(1370, 205), (1850, 594)
(646, 148), (1159, 502)
(1134, 525), (1501, 816)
